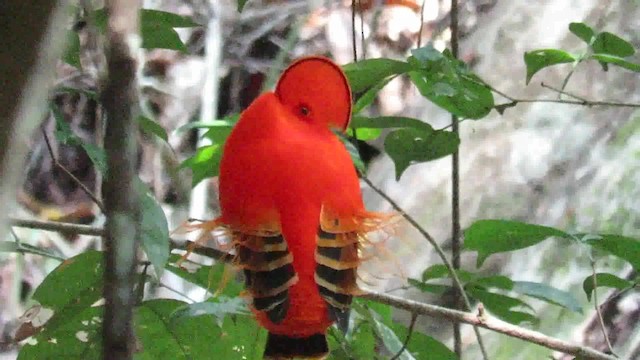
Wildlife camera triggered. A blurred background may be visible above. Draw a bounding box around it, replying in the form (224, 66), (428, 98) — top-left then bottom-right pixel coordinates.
(1, 0), (639, 359)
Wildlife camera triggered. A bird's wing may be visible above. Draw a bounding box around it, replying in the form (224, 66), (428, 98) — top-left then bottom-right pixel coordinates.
(234, 226), (298, 324)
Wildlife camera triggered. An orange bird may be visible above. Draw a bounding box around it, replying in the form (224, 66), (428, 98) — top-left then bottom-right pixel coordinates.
(192, 57), (391, 359)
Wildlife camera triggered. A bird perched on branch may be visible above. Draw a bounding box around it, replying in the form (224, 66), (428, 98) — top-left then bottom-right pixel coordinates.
(186, 56), (393, 359)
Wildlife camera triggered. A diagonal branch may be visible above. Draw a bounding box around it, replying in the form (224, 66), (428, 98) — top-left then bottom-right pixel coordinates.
(590, 259), (617, 357)
(41, 128), (105, 212)
(390, 312), (418, 360)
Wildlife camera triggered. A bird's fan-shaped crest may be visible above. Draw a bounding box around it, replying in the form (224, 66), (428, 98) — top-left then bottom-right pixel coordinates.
(275, 56), (352, 131)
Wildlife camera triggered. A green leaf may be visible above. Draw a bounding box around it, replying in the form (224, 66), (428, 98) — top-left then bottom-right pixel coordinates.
(63, 30), (81, 69)
(353, 76), (396, 114)
(512, 281), (582, 313)
(343, 59), (412, 93)
(411, 45), (446, 64)
(51, 103), (107, 173)
(140, 9), (200, 28)
(585, 234), (640, 270)
(408, 278), (452, 294)
(165, 254), (243, 297)
(28, 251), (104, 337)
(589, 53), (640, 72)
(390, 323), (457, 360)
(583, 273), (633, 302)
(137, 180), (169, 278)
(464, 220), (569, 267)
(346, 127), (382, 141)
(141, 25), (186, 52)
(385, 126), (460, 180)
(348, 320), (376, 359)
(592, 32), (635, 57)
(351, 116), (429, 130)
(336, 132), (365, 172)
(407, 46), (494, 119)
(418, 264), (476, 283)
(138, 115), (168, 142)
(524, 49), (576, 84)
(202, 126), (234, 145)
(175, 116), (237, 145)
(408, 70), (494, 119)
(180, 144), (223, 186)
(369, 309), (416, 360)
(134, 299), (227, 360)
(94, 9), (199, 29)
(18, 306), (103, 360)
(472, 275), (514, 290)
(217, 313), (267, 359)
(175, 119), (238, 134)
(237, 0), (249, 12)
(361, 300), (392, 325)
(569, 22), (595, 44)
(467, 287), (538, 325)
(171, 296), (249, 326)
(328, 326), (352, 359)
(32, 251), (102, 309)
(81, 143), (107, 174)
(94, 9), (197, 52)
(420, 264), (451, 282)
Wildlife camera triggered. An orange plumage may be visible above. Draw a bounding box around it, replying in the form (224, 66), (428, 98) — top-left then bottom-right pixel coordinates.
(192, 57), (391, 359)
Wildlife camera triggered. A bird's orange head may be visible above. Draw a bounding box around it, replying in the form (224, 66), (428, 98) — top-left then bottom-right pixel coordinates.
(275, 56), (352, 132)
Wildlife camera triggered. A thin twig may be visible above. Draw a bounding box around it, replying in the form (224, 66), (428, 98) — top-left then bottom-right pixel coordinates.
(359, 0), (366, 59)
(351, 0), (357, 63)
(41, 128), (106, 212)
(541, 82), (590, 103)
(5, 217), (621, 359)
(417, 0), (426, 48)
(361, 176), (489, 358)
(170, 239), (234, 263)
(10, 217), (105, 236)
(590, 259), (618, 357)
(158, 281), (199, 303)
(390, 312), (419, 360)
(488, 83), (640, 109)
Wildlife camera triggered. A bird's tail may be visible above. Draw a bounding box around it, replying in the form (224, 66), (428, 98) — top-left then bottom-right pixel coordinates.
(263, 332), (328, 360)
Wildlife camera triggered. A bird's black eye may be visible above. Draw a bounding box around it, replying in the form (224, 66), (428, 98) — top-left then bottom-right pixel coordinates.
(298, 104), (310, 116)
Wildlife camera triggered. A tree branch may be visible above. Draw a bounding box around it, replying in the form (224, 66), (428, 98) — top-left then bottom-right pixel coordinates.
(9, 217), (105, 236)
(100, 0), (141, 359)
(7, 217), (619, 360)
(448, 0), (466, 357)
(362, 291), (617, 360)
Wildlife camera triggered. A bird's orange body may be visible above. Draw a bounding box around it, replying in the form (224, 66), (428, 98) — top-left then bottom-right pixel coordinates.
(195, 57), (390, 359)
